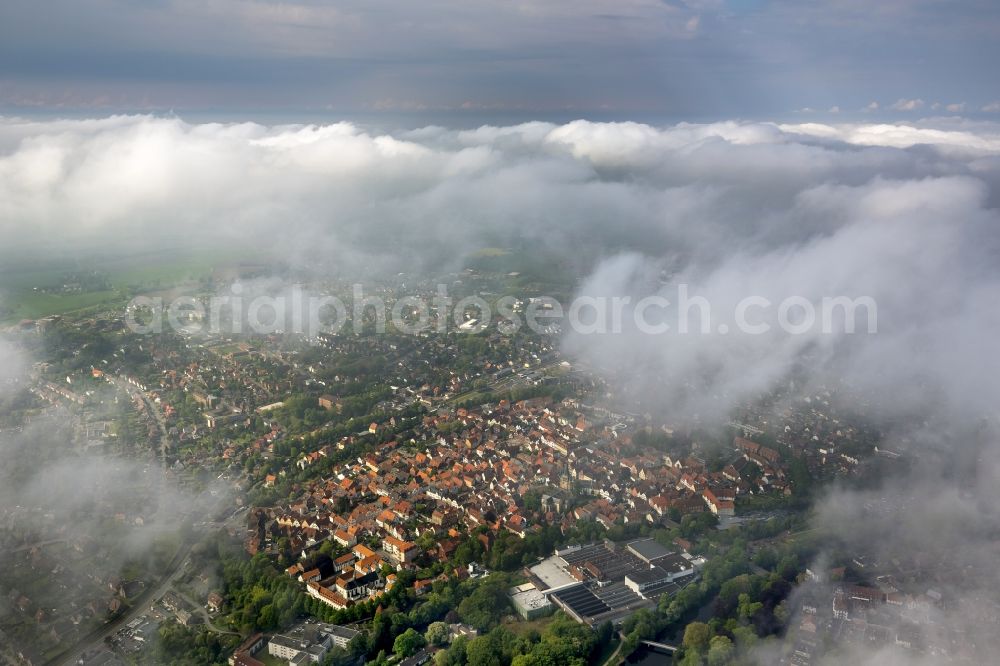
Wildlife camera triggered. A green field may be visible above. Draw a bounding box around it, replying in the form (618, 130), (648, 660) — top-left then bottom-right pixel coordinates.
(0, 246), (263, 323)
(1, 289), (124, 321)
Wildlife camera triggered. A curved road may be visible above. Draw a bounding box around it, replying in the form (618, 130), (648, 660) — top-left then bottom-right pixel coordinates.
(43, 381), (240, 665)
(50, 500), (243, 664)
(50, 537), (195, 666)
(174, 588), (239, 636)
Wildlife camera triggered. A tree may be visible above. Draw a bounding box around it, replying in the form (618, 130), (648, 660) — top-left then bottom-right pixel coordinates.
(707, 635), (735, 666)
(596, 620), (614, 646)
(511, 614), (596, 666)
(777, 554), (800, 581)
(737, 593), (763, 621)
(683, 621), (712, 653)
(466, 634), (503, 666)
(425, 621), (450, 646)
(458, 577), (510, 631)
(256, 603), (278, 629)
(466, 628), (516, 666)
(731, 625), (757, 650)
(436, 635), (469, 666)
(753, 547), (778, 571)
(512, 641), (587, 666)
(774, 600), (790, 624)
(393, 628), (426, 658)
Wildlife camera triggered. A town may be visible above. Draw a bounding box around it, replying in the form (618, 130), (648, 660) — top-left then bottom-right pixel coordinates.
(0, 264), (979, 666)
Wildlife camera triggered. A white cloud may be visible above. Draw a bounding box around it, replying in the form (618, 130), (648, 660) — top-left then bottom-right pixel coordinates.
(890, 97), (924, 111)
(0, 339), (27, 398)
(779, 121), (1000, 151)
(1, 115), (998, 272)
(983, 101), (1000, 113)
(565, 173), (1000, 418)
(544, 118), (1000, 665)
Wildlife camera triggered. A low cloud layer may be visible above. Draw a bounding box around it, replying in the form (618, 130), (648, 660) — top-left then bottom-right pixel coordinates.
(0, 385), (227, 653)
(3, 116), (1000, 424)
(0, 338), (27, 396)
(564, 172), (1000, 425)
(3, 115), (999, 422)
(3, 115), (1000, 662)
(3, 114), (1000, 270)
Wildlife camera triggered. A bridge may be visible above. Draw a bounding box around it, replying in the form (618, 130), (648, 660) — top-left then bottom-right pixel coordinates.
(639, 640), (678, 653)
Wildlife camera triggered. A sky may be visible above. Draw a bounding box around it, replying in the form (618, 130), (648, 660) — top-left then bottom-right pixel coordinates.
(0, 0), (999, 119)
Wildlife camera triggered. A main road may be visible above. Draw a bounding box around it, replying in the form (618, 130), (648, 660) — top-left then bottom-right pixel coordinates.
(112, 375), (171, 462)
(50, 499), (242, 664)
(50, 536), (195, 666)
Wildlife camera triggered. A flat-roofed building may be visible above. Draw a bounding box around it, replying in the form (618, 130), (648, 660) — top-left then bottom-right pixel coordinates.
(626, 538), (672, 564)
(509, 582), (554, 620)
